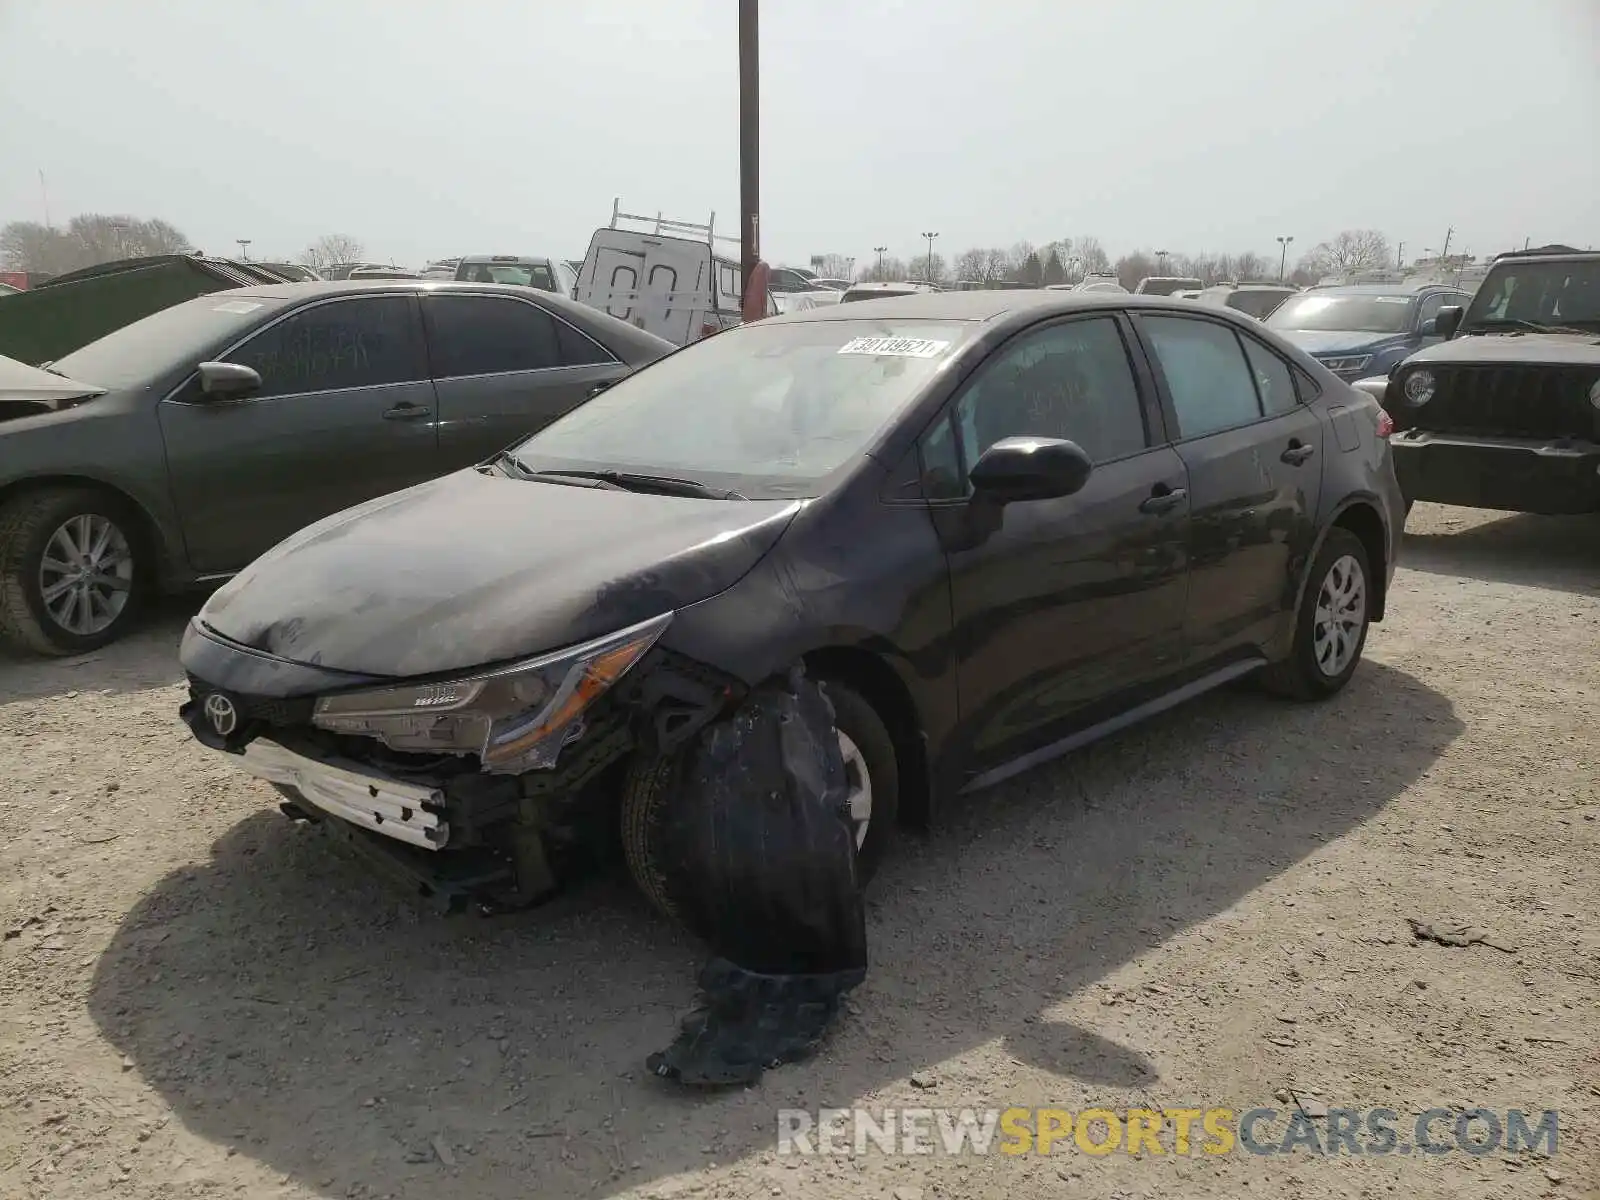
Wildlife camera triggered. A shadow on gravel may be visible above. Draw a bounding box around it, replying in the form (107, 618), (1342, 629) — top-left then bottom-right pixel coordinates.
(0, 595), (200, 702)
(1401, 511), (1600, 596)
(88, 660), (1460, 1200)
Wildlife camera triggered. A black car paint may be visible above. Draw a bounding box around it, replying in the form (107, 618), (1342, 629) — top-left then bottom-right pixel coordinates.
(0, 281), (673, 590)
(181, 291), (1402, 817)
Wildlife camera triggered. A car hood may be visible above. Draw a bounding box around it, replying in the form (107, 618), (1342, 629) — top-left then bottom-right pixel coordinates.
(1277, 330), (1408, 356)
(197, 467), (803, 678)
(0, 353), (105, 420)
(1406, 331), (1600, 367)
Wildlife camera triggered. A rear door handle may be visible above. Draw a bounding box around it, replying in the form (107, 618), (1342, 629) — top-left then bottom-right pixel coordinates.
(1139, 487), (1188, 515)
(383, 403), (431, 421)
(1281, 440), (1315, 465)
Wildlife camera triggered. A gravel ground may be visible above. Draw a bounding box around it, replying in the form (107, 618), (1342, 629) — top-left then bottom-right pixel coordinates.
(1, 503), (1597, 1200)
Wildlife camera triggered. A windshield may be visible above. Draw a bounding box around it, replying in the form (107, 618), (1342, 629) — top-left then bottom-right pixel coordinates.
(1266, 293), (1414, 333)
(1463, 259), (1600, 331)
(1137, 278), (1203, 296)
(50, 294), (286, 390)
(456, 261), (558, 291)
(511, 319), (971, 496)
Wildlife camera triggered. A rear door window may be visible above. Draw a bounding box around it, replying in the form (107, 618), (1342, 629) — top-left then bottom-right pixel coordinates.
(1239, 335), (1300, 415)
(423, 295), (563, 377)
(1140, 315), (1264, 438)
(226, 296), (425, 397)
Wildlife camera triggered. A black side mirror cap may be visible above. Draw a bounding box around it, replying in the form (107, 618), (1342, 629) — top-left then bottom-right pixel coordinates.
(1435, 306), (1464, 340)
(969, 436), (1093, 503)
(196, 361), (262, 399)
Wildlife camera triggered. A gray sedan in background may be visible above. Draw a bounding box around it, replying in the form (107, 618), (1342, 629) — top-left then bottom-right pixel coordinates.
(0, 281), (674, 655)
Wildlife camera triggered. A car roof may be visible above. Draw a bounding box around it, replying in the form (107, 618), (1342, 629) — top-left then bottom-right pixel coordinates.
(457, 255), (557, 265)
(215, 280), (572, 300)
(764, 288), (1234, 324)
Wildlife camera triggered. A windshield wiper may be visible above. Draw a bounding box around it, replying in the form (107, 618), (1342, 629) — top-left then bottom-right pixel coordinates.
(533, 469), (746, 500)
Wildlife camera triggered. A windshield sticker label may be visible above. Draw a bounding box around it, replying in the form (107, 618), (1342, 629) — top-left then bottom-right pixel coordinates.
(837, 336), (951, 358)
(213, 300), (264, 314)
(1373, 296), (1411, 303)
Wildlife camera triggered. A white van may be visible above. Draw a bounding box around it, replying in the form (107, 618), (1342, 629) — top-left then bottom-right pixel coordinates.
(574, 199), (774, 345)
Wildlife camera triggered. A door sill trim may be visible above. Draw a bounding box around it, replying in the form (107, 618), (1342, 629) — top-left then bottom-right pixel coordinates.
(959, 657), (1268, 795)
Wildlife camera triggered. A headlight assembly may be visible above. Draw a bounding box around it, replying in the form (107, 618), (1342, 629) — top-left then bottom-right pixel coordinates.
(1403, 369), (1436, 406)
(311, 612), (672, 774)
(1321, 355), (1372, 375)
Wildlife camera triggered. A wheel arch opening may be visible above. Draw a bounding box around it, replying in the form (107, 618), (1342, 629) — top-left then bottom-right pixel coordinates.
(803, 646), (931, 830)
(1332, 502), (1388, 621)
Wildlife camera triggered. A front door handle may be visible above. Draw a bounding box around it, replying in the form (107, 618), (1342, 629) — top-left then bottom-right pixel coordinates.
(383, 403), (431, 421)
(1139, 486), (1188, 515)
(1281, 440), (1315, 465)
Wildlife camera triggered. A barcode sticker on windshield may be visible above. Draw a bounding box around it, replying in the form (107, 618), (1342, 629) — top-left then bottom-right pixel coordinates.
(213, 300), (264, 314)
(1374, 297), (1411, 303)
(837, 336), (951, 358)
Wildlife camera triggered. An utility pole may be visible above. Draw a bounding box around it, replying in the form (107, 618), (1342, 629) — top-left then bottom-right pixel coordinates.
(738, 0), (759, 295)
(1396, 242), (1404, 269)
(1440, 226), (1454, 262)
(922, 231), (939, 283)
(874, 245), (887, 276)
(39, 170), (51, 229)
(1523, 236), (1531, 251)
(1276, 235), (1294, 282)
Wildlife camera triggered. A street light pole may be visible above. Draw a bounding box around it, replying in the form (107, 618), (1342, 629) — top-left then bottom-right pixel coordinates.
(874, 245), (887, 276)
(1276, 235), (1294, 281)
(738, 0), (759, 295)
(921, 231), (939, 283)
(236, 239), (251, 261)
(1155, 249), (1169, 274)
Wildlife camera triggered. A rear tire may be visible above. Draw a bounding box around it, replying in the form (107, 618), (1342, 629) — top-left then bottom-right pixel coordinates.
(619, 678), (899, 921)
(0, 487), (147, 656)
(1259, 527), (1372, 701)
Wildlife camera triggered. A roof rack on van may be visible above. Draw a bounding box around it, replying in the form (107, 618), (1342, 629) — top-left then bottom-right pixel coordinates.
(608, 197), (741, 250)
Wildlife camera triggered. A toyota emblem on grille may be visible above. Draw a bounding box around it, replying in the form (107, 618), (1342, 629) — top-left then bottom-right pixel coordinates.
(203, 692), (239, 737)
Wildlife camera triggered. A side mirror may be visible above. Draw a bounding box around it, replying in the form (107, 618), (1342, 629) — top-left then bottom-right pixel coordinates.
(1435, 306), (1464, 340)
(1418, 317), (1438, 337)
(969, 436), (1093, 503)
(196, 361), (261, 400)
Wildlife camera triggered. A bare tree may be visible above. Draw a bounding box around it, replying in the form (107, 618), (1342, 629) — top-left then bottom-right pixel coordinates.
(1115, 251), (1156, 291)
(860, 255), (908, 283)
(1232, 251), (1270, 282)
(952, 248), (988, 284)
(1, 213), (191, 275)
(908, 252), (948, 284)
(300, 234), (367, 273)
(812, 252), (856, 280)
(1006, 242), (1035, 283)
(982, 248), (1012, 283)
(1301, 229), (1392, 277)
(1074, 236), (1110, 276)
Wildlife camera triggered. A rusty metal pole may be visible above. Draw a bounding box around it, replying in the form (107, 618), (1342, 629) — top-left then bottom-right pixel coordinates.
(739, 0), (759, 294)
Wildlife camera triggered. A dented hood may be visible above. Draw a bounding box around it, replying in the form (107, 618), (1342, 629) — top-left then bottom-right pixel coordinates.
(0, 353), (106, 405)
(198, 467), (801, 678)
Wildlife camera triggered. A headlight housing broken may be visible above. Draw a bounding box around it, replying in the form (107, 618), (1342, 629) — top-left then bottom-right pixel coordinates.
(310, 613), (672, 773)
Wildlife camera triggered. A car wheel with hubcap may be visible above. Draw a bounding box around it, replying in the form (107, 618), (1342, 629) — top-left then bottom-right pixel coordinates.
(619, 677), (899, 922)
(0, 487), (146, 656)
(1259, 527), (1372, 700)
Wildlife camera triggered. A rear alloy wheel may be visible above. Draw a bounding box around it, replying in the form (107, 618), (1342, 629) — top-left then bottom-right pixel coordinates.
(0, 488), (145, 656)
(1259, 527), (1372, 700)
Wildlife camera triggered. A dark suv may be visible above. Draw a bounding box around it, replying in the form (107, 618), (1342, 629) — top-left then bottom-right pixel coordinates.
(1380, 248), (1600, 515)
(1267, 283), (1474, 383)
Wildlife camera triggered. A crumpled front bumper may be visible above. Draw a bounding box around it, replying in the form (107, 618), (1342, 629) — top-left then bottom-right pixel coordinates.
(219, 736), (450, 850)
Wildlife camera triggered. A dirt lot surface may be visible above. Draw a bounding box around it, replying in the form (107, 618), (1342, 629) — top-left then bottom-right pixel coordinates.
(1, 503), (1597, 1200)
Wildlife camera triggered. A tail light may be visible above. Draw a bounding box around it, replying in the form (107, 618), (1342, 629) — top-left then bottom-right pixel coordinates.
(1376, 409), (1394, 438)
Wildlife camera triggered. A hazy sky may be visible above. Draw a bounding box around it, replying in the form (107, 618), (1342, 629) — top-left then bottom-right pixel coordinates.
(2, 0), (1596, 271)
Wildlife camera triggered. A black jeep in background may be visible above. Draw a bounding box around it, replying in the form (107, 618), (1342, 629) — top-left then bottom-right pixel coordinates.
(1379, 246), (1600, 516)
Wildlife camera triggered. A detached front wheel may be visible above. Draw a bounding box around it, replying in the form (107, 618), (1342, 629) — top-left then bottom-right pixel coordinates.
(620, 678), (899, 921)
(0, 488), (145, 656)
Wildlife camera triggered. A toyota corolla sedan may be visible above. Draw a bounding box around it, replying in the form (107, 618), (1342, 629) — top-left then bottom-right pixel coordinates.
(179, 290), (1405, 913)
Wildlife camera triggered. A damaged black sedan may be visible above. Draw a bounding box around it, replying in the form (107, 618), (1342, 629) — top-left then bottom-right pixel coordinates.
(180, 290), (1403, 1080)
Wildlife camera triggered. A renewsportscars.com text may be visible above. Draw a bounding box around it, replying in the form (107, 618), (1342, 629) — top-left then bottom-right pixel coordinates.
(776, 1106), (1560, 1158)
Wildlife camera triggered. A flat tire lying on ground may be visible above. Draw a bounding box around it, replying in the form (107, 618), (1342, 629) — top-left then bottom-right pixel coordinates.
(1259, 527), (1372, 701)
(0, 487), (146, 656)
(620, 678), (899, 921)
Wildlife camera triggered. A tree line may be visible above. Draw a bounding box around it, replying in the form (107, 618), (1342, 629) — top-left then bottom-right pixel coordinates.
(848, 229), (1399, 291)
(0, 216), (369, 278)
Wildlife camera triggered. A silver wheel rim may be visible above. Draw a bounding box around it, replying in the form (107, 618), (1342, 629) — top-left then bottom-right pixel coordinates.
(38, 513), (134, 636)
(1312, 553), (1366, 678)
(838, 730), (873, 850)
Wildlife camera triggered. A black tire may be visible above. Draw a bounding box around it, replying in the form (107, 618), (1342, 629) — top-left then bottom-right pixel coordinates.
(1259, 527), (1372, 701)
(0, 487), (148, 657)
(619, 678), (899, 921)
